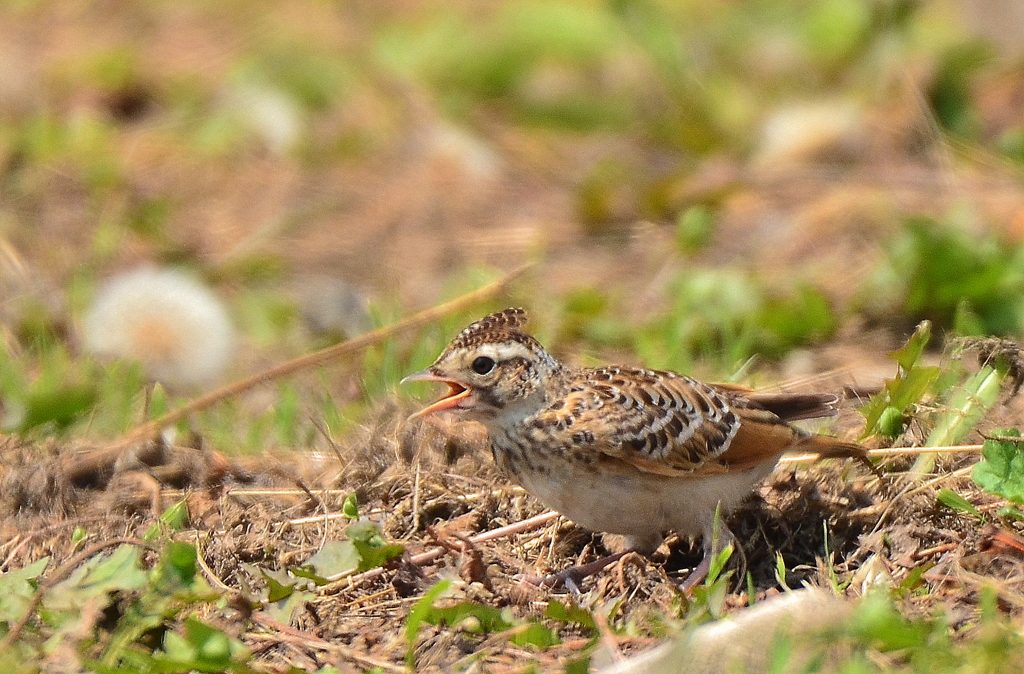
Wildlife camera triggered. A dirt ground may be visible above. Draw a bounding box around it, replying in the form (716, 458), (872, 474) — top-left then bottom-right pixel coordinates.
(3, 380), (1024, 671)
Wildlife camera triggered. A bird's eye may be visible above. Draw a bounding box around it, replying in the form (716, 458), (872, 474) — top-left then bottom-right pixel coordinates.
(472, 356), (496, 375)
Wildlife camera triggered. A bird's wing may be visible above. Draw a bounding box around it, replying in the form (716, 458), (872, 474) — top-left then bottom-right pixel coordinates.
(537, 368), (806, 476)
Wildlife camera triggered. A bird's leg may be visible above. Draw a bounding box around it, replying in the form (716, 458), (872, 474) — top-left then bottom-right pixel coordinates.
(678, 551), (715, 591)
(680, 505), (739, 591)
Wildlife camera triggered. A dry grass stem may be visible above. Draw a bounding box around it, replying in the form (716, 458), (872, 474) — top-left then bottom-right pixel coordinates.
(103, 264), (530, 453)
(323, 511), (561, 593)
(781, 444), (984, 465)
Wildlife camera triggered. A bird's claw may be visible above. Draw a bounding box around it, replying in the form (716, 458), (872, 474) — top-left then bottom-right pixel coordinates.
(516, 568), (585, 593)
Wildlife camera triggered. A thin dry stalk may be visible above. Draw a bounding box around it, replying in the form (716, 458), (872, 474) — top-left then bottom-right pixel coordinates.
(63, 265), (530, 479)
(250, 613), (404, 673)
(322, 511), (560, 593)
(781, 444), (984, 465)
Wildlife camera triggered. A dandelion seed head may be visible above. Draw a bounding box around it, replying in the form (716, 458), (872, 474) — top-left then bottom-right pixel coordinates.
(82, 266), (234, 389)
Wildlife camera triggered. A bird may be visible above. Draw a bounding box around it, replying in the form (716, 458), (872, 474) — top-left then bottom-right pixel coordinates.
(403, 307), (869, 589)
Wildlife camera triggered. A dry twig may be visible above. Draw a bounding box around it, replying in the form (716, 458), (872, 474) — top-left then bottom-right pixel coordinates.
(61, 265), (530, 483)
(323, 511), (560, 594)
(251, 613), (404, 673)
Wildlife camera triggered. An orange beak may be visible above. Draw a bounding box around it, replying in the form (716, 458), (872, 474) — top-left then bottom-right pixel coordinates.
(401, 369), (472, 418)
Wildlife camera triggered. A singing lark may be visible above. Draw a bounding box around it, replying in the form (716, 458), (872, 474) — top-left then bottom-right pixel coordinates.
(404, 308), (868, 588)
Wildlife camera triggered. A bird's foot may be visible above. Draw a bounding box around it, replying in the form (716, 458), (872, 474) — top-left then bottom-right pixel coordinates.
(519, 550), (631, 592)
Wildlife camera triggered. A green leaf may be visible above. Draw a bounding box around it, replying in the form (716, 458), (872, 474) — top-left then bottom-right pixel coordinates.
(706, 543), (733, 585)
(160, 499), (190, 531)
(345, 520), (404, 572)
(301, 523), (404, 581)
(510, 621), (560, 648)
(152, 541), (200, 590)
(46, 545), (147, 611)
(775, 552), (790, 592)
(352, 540), (404, 573)
(565, 656), (592, 674)
(342, 492), (359, 519)
(878, 406), (906, 438)
(859, 396), (888, 438)
(897, 562), (934, 596)
(407, 592), (560, 650)
(675, 205), (715, 253)
(422, 600), (514, 634)
(149, 382), (170, 419)
(889, 365), (942, 410)
(972, 429), (1024, 504)
(289, 565), (329, 585)
(545, 600), (596, 630)
(155, 617), (252, 673)
(997, 505), (1024, 522)
(0, 556), (49, 586)
(406, 579), (453, 669)
(344, 520), (385, 545)
(954, 299), (986, 336)
(303, 541), (361, 579)
(260, 568), (297, 603)
(262, 583), (314, 626)
(0, 557), (49, 622)
(145, 500), (191, 542)
(860, 323), (942, 439)
(849, 591), (930, 652)
(936, 488), (983, 520)
(892, 321), (932, 371)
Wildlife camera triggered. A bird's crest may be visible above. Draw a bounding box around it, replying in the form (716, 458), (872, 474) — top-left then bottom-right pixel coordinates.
(435, 307), (557, 367)
(448, 308), (530, 349)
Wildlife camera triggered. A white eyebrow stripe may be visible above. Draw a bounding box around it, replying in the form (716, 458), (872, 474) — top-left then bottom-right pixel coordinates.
(476, 341), (534, 362)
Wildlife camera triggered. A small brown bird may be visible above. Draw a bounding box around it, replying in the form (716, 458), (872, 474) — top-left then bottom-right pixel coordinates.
(404, 308), (868, 588)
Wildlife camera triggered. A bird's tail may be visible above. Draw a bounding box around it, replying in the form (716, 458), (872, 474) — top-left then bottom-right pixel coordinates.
(742, 391), (840, 422)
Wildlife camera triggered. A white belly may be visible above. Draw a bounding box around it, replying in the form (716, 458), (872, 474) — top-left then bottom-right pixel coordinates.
(512, 456), (776, 553)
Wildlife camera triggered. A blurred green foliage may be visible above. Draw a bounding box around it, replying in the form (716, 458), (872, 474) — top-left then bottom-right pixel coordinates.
(864, 216), (1024, 336)
(633, 270), (836, 374)
(929, 42), (993, 138)
(371, 0), (961, 153)
(1, 0), (1019, 451)
(0, 539), (257, 673)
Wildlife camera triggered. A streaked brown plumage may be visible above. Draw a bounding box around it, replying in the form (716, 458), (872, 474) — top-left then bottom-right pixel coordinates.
(404, 308), (868, 587)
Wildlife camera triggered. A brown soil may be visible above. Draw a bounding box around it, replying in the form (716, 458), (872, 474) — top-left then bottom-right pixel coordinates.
(3, 391), (1024, 671)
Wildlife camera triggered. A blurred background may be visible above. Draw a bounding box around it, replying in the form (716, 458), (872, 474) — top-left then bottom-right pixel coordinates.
(2, 0), (1024, 451)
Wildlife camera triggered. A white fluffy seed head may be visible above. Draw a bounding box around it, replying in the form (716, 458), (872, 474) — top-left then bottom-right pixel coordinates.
(81, 266), (234, 389)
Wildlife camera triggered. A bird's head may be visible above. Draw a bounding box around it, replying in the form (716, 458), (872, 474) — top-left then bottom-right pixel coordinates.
(403, 308), (561, 424)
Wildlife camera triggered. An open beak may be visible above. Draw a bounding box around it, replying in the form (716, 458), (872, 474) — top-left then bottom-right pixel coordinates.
(401, 369), (472, 418)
